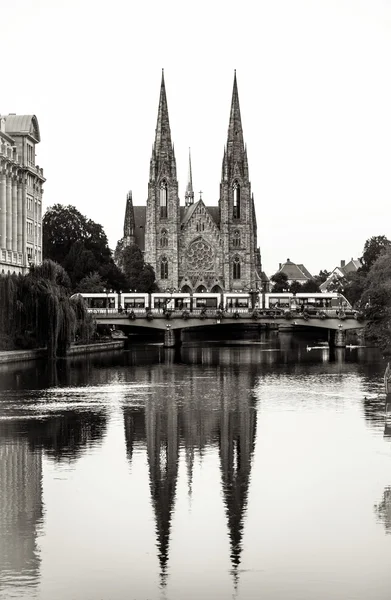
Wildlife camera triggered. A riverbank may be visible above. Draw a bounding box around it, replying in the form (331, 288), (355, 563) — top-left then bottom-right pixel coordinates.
(0, 340), (125, 364)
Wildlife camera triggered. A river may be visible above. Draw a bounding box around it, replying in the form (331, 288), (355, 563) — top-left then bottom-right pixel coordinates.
(0, 331), (391, 600)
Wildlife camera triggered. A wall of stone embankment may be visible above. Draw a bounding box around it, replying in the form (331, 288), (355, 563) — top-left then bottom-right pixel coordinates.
(0, 341), (125, 364)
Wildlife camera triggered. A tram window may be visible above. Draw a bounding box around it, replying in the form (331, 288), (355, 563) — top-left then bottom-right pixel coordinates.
(237, 298), (249, 308)
(206, 298), (217, 308)
(124, 297), (145, 308)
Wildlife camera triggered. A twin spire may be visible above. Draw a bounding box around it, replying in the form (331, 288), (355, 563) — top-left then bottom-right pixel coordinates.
(227, 70), (245, 161)
(154, 69), (173, 159)
(152, 69), (246, 199)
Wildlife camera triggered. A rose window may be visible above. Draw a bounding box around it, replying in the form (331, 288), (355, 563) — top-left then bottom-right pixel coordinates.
(186, 239), (214, 271)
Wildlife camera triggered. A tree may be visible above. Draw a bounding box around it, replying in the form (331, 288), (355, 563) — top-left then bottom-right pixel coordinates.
(0, 260), (94, 357)
(118, 244), (157, 292)
(63, 240), (99, 288)
(98, 261), (130, 292)
(361, 235), (391, 273)
(75, 272), (105, 293)
(289, 281), (303, 294)
(300, 279), (320, 293)
(43, 204), (129, 292)
(361, 248), (391, 355)
(43, 204), (111, 270)
(342, 271), (366, 307)
(270, 272), (289, 292)
(314, 270), (330, 286)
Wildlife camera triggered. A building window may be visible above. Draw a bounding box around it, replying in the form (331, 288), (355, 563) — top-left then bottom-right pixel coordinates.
(233, 255), (241, 280)
(232, 229), (241, 247)
(160, 180), (168, 219)
(160, 229), (168, 247)
(27, 195), (33, 211)
(233, 180), (240, 219)
(27, 220), (33, 236)
(161, 256), (168, 279)
(27, 144), (35, 166)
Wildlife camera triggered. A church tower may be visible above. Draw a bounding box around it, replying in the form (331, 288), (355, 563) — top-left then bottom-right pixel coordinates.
(219, 71), (258, 290)
(144, 70), (180, 289)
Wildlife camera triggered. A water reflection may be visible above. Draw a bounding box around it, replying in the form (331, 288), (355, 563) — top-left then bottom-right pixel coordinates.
(375, 488), (391, 534)
(0, 422), (43, 598)
(1, 337), (391, 600)
(123, 356), (257, 588)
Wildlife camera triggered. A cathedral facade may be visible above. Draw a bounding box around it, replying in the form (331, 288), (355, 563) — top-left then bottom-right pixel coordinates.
(122, 71), (263, 293)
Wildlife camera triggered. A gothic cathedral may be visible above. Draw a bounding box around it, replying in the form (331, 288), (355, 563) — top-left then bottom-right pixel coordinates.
(122, 71), (263, 293)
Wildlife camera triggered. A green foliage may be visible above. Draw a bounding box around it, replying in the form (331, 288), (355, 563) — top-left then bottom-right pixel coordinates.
(76, 272), (105, 293)
(43, 204), (112, 265)
(270, 272), (289, 292)
(43, 204), (132, 292)
(300, 279), (320, 293)
(361, 235), (391, 273)
(63, 241), (99, 288)
(314, 269), (330, 285)
(118, 244), (157, 292)
(361, 248), (391, 355)
(0, 260), (95, 357)
(98, 261), (129, 292)
(289, 281), (302, 294)
(342, 271), (366, 307)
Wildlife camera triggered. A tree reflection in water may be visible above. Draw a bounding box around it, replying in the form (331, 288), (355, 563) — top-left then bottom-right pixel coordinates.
(375, 487), (391, 533)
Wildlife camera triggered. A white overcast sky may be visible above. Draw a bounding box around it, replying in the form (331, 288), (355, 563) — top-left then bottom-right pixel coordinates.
(2, 0), (391, 276)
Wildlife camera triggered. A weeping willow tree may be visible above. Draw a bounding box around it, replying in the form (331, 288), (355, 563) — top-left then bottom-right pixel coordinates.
(0, 260), (95, 358)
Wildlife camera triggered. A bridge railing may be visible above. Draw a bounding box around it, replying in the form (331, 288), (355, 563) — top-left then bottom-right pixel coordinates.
(91, 307), (362, 321)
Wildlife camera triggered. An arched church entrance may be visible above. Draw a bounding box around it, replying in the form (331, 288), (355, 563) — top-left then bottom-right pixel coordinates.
(181, 285), (192, 293)
(195, 285), (207, 293)
(211, 285), (222, 294)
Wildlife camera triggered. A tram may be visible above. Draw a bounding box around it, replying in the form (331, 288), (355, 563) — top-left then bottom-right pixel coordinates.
(73, 291), (352, 314)
(70, 292), (118, 312)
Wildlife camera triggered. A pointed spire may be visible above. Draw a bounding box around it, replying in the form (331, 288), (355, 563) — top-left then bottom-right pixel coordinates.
(227, 70), (245, 162)
(154, 69), (173, 161)
(123, 190), (135, 244)
(185, 148), (194, 207)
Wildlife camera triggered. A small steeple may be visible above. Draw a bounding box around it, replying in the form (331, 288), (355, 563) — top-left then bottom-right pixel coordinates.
(123, 190), (135, 245)
(226, 70), (245, 166)
(185, 148), (194, 207)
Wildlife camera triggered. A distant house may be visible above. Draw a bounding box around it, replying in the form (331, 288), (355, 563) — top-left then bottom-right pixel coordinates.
(272, 259), (312, 286)
(320, 258), (362, 292)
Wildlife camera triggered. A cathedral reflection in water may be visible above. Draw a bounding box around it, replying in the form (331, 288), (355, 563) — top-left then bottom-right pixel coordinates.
(123, 348), (258, 587)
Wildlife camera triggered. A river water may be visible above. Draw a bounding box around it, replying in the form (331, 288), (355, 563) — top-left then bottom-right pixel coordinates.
(1, 332), (391, 600)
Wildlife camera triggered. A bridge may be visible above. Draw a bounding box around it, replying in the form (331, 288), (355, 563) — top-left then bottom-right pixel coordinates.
(92, 308), (365, 348)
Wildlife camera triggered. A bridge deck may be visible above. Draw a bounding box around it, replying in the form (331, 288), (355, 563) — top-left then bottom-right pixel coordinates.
(93, 308), (364, 331)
